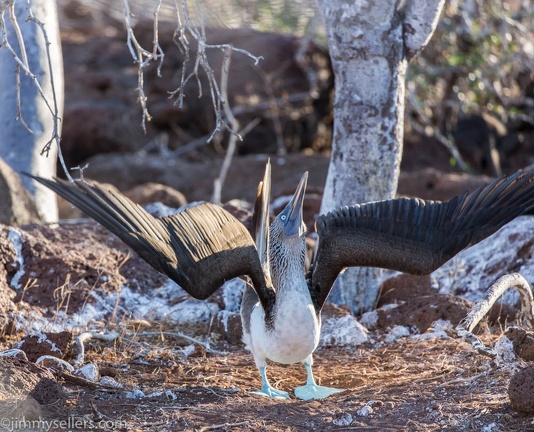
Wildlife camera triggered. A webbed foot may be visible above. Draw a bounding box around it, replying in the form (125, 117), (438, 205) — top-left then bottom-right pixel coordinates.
(294, 383), (343, 400)
(250, 365), (290, 399)
(250, 385), (290, 399)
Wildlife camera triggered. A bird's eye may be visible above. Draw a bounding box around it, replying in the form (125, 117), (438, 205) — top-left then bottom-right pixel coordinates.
(280, 215), (287, 221)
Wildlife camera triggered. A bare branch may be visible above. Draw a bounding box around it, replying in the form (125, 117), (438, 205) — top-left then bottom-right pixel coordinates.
(120, 0), (263, 159)
(35, 355), (75, 372)
(0, 348), (28, 360)
(0, 7), (39, 132)
(15, 63), (32, 132)
(198, 421), (251, 432)
(0, 1), (69, 181)
(456, 273), (534, 357)
(25, 5), (70, 178)
(167, 0), (262, 143)
(123, 0), (165, 132)
(399, 0), (446, 60)
(407, 91), (469, 171)
(132, 330), (228, 355)
(8, 1), (27, 68)
(212, 47), (240, 204)
(74, 331), (120, 368)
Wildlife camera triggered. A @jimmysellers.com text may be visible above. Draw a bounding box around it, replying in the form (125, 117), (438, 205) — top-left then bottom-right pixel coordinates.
(0, 416), (128, 431)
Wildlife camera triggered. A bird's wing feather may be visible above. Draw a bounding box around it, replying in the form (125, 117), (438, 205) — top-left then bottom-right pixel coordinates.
(242, 161), (273, 334)
(251, 160), (271, 272)
(27, 175), (275, 307)
(310, 170), (534, 310)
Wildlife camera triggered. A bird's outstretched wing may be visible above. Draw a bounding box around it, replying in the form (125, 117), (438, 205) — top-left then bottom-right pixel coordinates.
(251, 160), (271, 272)
(242, 161), (273, 333)
(27, 175), (275, 308)
(310, 169), (534, 311)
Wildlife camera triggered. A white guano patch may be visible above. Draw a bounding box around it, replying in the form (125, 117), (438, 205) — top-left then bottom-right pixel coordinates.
(221, 278), (245, 312)
(412, 319), (453, 341)
(320, 315), (368, 347)
(431, 216), (534, 305)
(13, 278), (218, 334)
(8, 228), (25, 289)
(217, 310), (234, 334)
(359, 310), (379, 330)
(384, 325), (411, 343)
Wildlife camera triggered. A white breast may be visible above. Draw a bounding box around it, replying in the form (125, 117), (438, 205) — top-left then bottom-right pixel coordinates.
(249, 284), (320, 365)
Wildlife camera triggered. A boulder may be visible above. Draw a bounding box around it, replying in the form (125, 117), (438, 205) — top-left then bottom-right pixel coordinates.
(125, 183), (187, 208)
(508, 365), (534, 413)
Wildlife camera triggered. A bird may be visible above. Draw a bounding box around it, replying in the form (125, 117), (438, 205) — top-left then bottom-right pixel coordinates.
(26, 163), (534, 400)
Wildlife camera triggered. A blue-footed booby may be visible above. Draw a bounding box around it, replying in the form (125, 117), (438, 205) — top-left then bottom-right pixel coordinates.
(27, 164), (534, 400)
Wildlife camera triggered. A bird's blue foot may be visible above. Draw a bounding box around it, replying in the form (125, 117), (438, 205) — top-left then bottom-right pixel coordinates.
(294, 383), (343, 400)
(295, 361), (343, 400)
(250, 385), (290, 399)
(250, 365), (289, 399)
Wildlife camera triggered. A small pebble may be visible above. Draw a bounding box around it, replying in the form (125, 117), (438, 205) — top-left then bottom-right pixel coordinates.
(75, 363), (100, 382)
(332, 412), (353, 426)
(357, 405), (374, 417)
(99, 376), (123, 389)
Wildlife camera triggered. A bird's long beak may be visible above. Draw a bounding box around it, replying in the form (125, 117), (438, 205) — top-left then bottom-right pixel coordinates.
(284, 171), (308, 237)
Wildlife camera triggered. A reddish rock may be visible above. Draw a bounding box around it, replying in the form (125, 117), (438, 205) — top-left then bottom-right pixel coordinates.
(213, 311), (243, 345)
(0, 357), (66, 420)
(378, 274), (434, 306)
(0, 356), (54, 401)
(378, 274), (516, 333)
(0, 222), (167, 321)
(504, 326), (534, 361)
(125, 183), (187, 208)
(508, 365), (534, 413)
(398, 168), (492, 201)
(29, 377), (69, 418)
(14, 331), (74, 363)
(376, 294), (475, 333)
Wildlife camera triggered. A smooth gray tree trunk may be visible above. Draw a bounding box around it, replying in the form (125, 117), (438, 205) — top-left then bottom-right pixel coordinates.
(0, 0), (63, 222)
(316, 0), (445, 314)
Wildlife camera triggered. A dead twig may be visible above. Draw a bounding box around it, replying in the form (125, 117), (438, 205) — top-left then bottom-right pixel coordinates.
(123, 0), (165, 131)
(35, 355), (74, 372)
(168, 0), (261, 143)
(74, 331), (120, 368)
(123, 0), (261, 142)
(435, 364), (492, 388)
(211, 47), (239, 204)
(0, 348), (28, 360)
(130, 330), (227, 355)
(57, 369), (98, 390)
(198, 420), (251, 432)
(0, 1), (71, 179)
(455, 272), (534, 357)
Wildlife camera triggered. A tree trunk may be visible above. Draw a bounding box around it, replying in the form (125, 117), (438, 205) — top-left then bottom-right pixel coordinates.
(316, 0), (445, 314)
(0, 0), (64, 222)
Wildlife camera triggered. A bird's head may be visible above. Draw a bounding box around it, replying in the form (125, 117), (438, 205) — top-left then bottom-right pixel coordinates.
(268, 171), (308, 281)
(271, 171), (308, 243)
